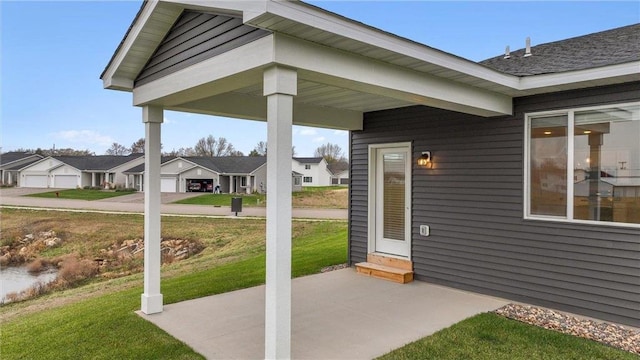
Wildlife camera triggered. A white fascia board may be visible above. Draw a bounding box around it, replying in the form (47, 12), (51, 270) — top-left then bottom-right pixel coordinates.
(244, 1), (520, 90)
(518, 62), (640, 92)
(172, 92), (363, 130)
(102, 1), (160, 91)
(274, 34), (512, 116)
(132, 35), (275, 106)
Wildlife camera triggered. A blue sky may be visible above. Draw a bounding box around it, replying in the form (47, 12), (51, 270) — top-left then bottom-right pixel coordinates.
(2, 1), (638, 157)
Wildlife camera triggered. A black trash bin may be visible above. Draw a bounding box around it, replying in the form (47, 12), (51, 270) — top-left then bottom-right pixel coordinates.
(231, 197), (242, 216)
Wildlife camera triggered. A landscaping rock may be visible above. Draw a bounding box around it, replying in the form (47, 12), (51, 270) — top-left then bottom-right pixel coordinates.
(494, 303), (640, 355)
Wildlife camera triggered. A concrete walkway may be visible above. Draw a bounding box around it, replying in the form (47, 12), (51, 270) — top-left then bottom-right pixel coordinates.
(140, 268), (509, 359)
(0, 188), (347, 220)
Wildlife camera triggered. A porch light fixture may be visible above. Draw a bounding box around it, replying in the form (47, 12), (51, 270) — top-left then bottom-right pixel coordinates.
(417, 151), (432, 167)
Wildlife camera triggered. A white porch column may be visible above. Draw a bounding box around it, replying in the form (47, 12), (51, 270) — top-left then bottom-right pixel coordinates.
(264, 65), (296, 360)
(246, 176), (251, 194)
(141, 105), (163, 314)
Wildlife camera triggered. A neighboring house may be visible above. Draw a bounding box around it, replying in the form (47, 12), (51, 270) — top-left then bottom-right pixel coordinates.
(18, 155), (144, 189)
(0, 152), (43, 186)
(124, 156), (268, 193)
(327, 162), (349, 185)
(292, 157), (332, 186)
(101, 1), (640, 355)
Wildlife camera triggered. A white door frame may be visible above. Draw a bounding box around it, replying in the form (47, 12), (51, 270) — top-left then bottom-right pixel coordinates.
(368, 142), (412, 259)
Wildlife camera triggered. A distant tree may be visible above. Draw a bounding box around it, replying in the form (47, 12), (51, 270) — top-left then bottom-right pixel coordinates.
(193, 136), (236, 156)
(55, 148), (95, 156)
(105, 142), (130, 156)
(314, 143), (344, 164)
(130, 138), (145, 153)
(164, 147), (196, 157)
(248, 141), (295, 157)
(229, 150), (245, 157)
(250, 141), (267, 156)
(14, 147), (94, 156)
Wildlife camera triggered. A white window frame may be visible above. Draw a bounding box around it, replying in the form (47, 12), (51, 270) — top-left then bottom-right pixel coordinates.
(303, 177), (312, 183)
(304, 164), (311, 170)
(524, 101), (640, 229)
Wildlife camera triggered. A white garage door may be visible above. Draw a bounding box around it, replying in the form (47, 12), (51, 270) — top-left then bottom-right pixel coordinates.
(161, 178), (177, 193)
(54, 175), (77, 189)
(24, 175), (48, 188)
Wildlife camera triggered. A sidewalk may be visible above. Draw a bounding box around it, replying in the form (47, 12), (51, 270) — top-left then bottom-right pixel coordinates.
(0, 189), (348, 220)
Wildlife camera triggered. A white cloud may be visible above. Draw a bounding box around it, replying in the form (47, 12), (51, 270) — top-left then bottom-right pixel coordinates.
(333, 130), (347, 136)
(164, 116), (177, 124)
(51, 130), (114, 147)
(312, 136), (326, 143)
(300, 128), (317, 136)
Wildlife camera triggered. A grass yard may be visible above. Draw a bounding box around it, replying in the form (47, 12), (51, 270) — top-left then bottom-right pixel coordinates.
(0, 209), (347, 359)
(27, 188), (135, 201)
(174, 193), (266, 206)
(377, 312), (637, 360)
(175, 186), (348, 209)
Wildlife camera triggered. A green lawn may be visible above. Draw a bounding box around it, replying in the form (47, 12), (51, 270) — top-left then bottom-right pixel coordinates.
(377, 312), (637, 360)
(0, 221), (347, 360)
(174, 193), (266, 206)
(28, 189), (136, 201)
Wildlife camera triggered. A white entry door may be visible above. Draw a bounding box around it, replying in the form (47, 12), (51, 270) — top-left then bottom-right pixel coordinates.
(372, 144), (411, 258)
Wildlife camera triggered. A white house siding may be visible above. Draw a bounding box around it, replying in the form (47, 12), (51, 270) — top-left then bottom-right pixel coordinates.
(291, 159), (332, 187)
(19, 158), (64, 188)
(180, 167), (219, 193)
(253, 164), (268, 193)
(50, 165), (82, 189)
(110, 156), (145, 187)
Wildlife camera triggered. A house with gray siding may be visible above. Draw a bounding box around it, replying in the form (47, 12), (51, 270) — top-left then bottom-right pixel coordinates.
(0, 152), (43, 186)
(101, 1), (639, 356)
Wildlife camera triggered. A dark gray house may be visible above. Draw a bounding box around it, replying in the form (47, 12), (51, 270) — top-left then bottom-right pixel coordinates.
(101, 1), (639, 356)
(351, 25), (640, 327)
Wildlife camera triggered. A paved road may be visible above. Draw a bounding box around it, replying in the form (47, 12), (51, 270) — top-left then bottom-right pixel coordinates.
(0, 188), (348, 220)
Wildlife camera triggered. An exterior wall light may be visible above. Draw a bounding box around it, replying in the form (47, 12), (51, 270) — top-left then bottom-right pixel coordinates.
(417, 151), (432, 168)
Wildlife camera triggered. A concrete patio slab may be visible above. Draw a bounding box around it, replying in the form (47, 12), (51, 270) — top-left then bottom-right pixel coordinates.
(139, 268), (509, 359)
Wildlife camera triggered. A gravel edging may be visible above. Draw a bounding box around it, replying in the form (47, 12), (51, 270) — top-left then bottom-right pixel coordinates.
(320, 263), (349, 273)
(494, 303), (639, 355)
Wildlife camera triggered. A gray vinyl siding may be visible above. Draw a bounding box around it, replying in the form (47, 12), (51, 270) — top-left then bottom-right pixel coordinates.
(135, 11), (270, 86)
(349, 81), (640, 326)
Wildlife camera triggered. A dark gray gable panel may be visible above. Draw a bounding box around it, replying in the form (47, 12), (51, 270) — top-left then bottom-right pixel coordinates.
(349, 81), (640, 326)
(135, 11), (271, 86)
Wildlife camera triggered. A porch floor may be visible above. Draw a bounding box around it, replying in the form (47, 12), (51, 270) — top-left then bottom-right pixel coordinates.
(138, 268), (509, 359)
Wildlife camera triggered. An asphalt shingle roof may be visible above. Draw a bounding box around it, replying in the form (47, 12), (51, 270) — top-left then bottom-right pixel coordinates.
(53, 155), (143, 171)
(186, 156), (266, 174)
(0, 152), (41, 166)
(293, 157), (323, 164)
(480, 23), (640, 76)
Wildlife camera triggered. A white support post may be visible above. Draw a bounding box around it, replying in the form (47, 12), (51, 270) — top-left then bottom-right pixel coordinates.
(141, 105), (164, 314)
(91, 173), (95, 187)
(264, 65), (296, 360)
(246, 176), (251, 194)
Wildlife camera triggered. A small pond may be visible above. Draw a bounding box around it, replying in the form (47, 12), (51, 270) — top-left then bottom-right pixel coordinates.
(1, 266), (58, 302)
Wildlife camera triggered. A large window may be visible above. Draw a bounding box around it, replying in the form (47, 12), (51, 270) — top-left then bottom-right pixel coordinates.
(526, 102), (640, 226)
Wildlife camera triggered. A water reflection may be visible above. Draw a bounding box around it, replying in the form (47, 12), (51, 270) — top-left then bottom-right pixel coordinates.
(1, 266), (58, 302)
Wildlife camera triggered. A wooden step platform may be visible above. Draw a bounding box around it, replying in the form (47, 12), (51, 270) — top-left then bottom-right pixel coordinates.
(355, 254), (413, 284)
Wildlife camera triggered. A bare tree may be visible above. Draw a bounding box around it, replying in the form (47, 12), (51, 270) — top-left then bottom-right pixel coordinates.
(314, 143), (344, 164)
(249, 141), (295, 157)
(193, 135), (236, 156)
(250, 141), (267, 156)
(105, 142), (130, 156)
(164, 147), (196, 156)
(130, 138), (145, 153)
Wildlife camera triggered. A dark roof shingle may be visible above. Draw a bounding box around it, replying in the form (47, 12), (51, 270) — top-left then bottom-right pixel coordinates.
(480, 23), (640, 76)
